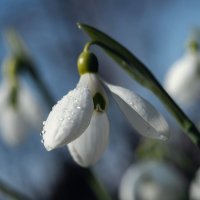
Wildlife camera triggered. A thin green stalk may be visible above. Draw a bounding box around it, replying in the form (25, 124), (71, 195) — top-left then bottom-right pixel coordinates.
(78, 23), (200, 148)
(88, 40), (200, 146)
(86, 169), (112, 200)
(5, 28), (113, 200)
(26, 62), (55, 107)
(26, 62), (112, 200)
(152, 80), (200, 147)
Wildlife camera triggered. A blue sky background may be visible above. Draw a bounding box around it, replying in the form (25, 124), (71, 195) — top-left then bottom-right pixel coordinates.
(0, 0), (200, 199)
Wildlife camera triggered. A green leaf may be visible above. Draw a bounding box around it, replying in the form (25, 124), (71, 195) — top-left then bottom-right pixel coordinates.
(5, 30), (55, 107)
(78, 23), (200, 147)
(77, 23), (157, 89)
(5, 29), (29, 60)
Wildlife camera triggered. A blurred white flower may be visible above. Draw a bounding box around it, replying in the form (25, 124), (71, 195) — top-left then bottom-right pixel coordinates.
(42, 71), (169, 167)
(190, 168), (200, 200)
(0, 79), (44, 145)
(119, 161), (186, 200)
(164, 47), (200, 105)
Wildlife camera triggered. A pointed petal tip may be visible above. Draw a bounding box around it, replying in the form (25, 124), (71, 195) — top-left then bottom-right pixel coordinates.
(106, 83), (170, 140)
(43, 141), (54, 151)
(42, 87), (93, 150)
(77, 22), (81, 28)
(68, 111), (109, 167)
(45, 146), (53, 151)
(77, 22), (84, 29)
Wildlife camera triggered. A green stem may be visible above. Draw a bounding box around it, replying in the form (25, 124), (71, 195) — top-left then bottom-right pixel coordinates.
(26, 62), (55, 107)
(84, 40), (200, 148)
(86, 169), (112, 200)
(152, 80), (200, 147)
(5, 29), (112, 200)
(26, 61), (112, 200)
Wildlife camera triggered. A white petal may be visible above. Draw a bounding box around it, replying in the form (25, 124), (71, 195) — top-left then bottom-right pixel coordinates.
(190, 168), (200, 200)
(119, 161), (186, 200)
(43, 87), (93, 151)
(0, 81), (27, 145)
(18, 84), (45, 132)
(0, 106), (28, 145)
(0, 79), (12, 110)
(164, 52), (200, 105)
(106, 83), (169, 140)
(67, 111), (109, 167)
(77, 73), (108, 109)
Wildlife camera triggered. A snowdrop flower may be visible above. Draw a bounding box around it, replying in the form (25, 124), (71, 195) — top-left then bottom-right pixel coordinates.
(190, 168), (200, 200)
(0, 58), (44, 145)
(0, 81), (44, 145)
(42, 50), (169, 167)
(164, 40), (200, 105)
(119, 161), (186, 200)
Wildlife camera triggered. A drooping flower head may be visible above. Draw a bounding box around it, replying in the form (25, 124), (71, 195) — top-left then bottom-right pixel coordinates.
(190, 167), (200, 200)
(0, 57), (44, 145)
(164, 39), (200, 105)
(42, 47), (169, 167)
(119, 161), (186, 200)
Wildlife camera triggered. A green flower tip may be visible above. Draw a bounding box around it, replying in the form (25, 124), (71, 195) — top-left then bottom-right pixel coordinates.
(93, 92), (106, 112)
(187, 39), (199, 52)
(77, 51), (98, 75)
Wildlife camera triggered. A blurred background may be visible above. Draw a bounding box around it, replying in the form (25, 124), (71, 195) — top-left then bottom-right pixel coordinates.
(0, 0), (200, 199)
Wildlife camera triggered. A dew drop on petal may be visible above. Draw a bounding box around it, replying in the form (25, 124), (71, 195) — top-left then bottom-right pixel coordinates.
(77, 106), (81, 109)
(43, 121), (46, 125)
(41, 139), (44, 143)
(40, 130), (45, 136)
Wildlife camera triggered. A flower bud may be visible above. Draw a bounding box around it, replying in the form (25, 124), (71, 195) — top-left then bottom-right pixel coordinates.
(77, 51), (98, 75)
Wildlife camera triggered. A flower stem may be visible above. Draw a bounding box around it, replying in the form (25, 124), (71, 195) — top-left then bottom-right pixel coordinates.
(86, 169), (112, 200)
(30, 70), (112, 200)
(79, 23), (200, 148)
(5, 30), (113, 200)
(151, 80), (200, 147)
(26, 61), (113, 200)
(26, 62), (55, 107)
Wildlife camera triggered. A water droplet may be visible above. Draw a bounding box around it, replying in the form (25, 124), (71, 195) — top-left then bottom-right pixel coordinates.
(77, 106), (81, 109)
(40, 129), (45, 136)
(43, 121), (46, 125)
(41, 139), (44, 143)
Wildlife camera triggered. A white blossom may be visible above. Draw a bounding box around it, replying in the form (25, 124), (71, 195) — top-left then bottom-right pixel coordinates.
(119, 161), (186, 200)
(190, 168), (200, 200)
(0, 79), (44, 145)
(42, 73), (169, 167)
(164, 51), (200, 105)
